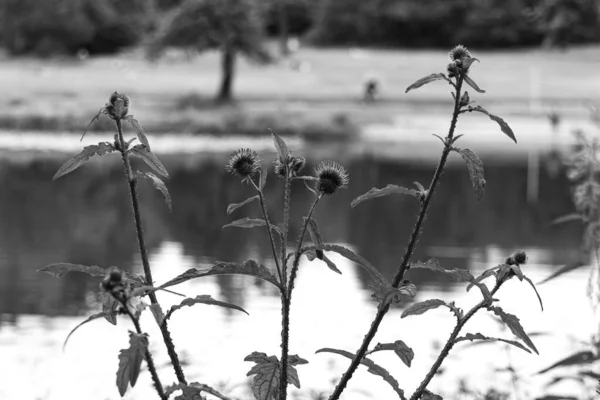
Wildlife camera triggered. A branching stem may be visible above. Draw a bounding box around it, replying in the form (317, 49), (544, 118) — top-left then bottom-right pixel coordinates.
(115, 119), (187, 385)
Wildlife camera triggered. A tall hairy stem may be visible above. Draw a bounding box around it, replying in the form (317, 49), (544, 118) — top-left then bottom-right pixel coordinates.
(328, 74), (466, 400)
(116, 119), (187, 385)
(279, 175), (293, 400)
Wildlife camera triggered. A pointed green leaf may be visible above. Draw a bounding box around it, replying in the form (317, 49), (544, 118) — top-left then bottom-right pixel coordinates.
(185, 382), (233, 400)
(227, 195), (259, 215)
(126, 116), (151, 150)
(314, 244), (388, 286)
(523, 275), (544, 311)
(315, 348), (406, 399)
(223, 217), (266, 229)
(401, 299), (446, 318)
(80, 106), (105, 141)
(63, 312), (113, 350)
(149, 304), (165, 327)
(463, 75), (485, 93)
(369, 340), (414, 367)
(466, 265), (501, 292)
(259, 164), (268, 190)
(101, 292), (119, 325)
(405, 73), (448, 93)
(129, 145), (169, 178)
(422, 391), (443, 400)
(271, 131), (291, 163)
(165, 294), (248, 321)
(537, 351), (600, 374)
(53, 142), (116, 180)
(38, 263), (144, 285)
(489, 306), (538, 354)
(471, 106), (517, 143)
(116, 332), (149, 396)
(135, 171), (172, 211)
(159, 260), (281, 290)
(455, 332), (531, 354)
(244, 352), (307, 400)
(351, 185), (419, 208)
(510, 265), (524, 281)
(372, 283), (417, 306)
(306, 250), (341, 274)
(453, 148), (485, 202)
(538, 259), (586, 284)
(551, 213), (585, 225)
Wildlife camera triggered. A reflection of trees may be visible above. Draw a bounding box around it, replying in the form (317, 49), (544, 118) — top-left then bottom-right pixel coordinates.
(0, 158), (167, 318)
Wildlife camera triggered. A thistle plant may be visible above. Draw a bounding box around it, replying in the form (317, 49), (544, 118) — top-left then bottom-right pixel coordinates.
(36, 45), (544, 400)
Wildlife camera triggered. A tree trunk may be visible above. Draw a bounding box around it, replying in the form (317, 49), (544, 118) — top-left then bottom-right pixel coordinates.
(278, 0), (289, 57)
(217, 43), (236, 102)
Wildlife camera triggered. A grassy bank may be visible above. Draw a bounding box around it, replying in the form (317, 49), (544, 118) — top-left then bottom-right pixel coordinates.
(1, 45), (599, 140)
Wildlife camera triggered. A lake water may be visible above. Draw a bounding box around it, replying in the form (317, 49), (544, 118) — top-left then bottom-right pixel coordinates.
(0, 139), (596, 400)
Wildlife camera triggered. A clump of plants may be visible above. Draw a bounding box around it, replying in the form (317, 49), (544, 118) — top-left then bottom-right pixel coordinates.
(39, 45), (543, 400)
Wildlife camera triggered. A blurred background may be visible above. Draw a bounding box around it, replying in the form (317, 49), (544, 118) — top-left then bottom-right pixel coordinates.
(0, 0), (600, 399)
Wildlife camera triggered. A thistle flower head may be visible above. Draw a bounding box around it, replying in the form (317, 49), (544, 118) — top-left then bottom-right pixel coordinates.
(102, 267), (123, 293)
(226, 148), (261, 179)
(105, 92), (130, 120)
(449, 45), (471, 62)
(314, 161), (349, 196)
(505, 250), (528, 266)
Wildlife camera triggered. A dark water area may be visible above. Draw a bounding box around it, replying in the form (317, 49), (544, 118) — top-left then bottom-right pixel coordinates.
(0, 151), (582, 321)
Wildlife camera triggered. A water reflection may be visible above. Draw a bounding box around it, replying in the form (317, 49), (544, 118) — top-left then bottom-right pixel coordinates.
(0, 151), (582, 319)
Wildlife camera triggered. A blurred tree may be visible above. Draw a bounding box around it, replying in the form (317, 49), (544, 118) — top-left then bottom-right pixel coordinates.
(0, 0), (154, 56)
(148, 0), (270, 102)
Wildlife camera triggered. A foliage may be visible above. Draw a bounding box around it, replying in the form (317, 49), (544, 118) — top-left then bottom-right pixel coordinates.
(0, 0), (153, 56)
(36, 47), (544, 400)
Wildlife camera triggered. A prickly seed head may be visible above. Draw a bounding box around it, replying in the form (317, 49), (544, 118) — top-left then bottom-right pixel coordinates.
(226, 148), (261, 179)
(105, 92), (130, 120)
(314, 160), (349, 196)
(512, 250), (527, 265)
(449, 45), (471, 62)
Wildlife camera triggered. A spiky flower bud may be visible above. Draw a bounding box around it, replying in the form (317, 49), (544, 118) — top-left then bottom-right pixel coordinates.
(290, 156), (306, 176)
(449, 45), (471, 62)
(505, 250), (527, 266)
(105, 92), (130, 120)
(314, 160), (349, 196)
(226, 148), (261, 179)
(459, 91), (470, 107)
(447, 62), (460, 78)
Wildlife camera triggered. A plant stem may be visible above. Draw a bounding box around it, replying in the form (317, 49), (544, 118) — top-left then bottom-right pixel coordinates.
(328, 74), (465, 400)
(279, 174), (293, 400)
(409, 282), (500, 400)
(125, 308), (167, 400)
(279, 195), (320, 400)
(251, 180), (283, 284)
(116, 119), (187, 385)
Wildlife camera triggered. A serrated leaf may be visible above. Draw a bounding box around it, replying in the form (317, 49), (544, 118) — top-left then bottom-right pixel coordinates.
(372, 283), (417, 306)
(136, 171), (172, 211)
(165, 294), (248, 320)
(455, 332), (531, 354)
(227, 195), (259, 215)
(160, 260), (281, 290)
(370, 340), (414, 367)
(223, 217), (266, 229)
(315, 348), (405, 399)
(405, 73), (448, 93)
(351, 185), (419, 208)
(471, 106), (517, 143)
(101, 292), (119, 325)
(489, 306), (538, 354)
(244, 352), (307, 400)
(522, 275), (544, 311)
(537, 259), (586, 284)
(39, 263), (109, 278)
(126, 116), (151, 150)
(454, 148), (485, 202)
(314, 244), (388, 286)
(537, 351), (600, 374)
(401, 299), (446, 318)
(306, 250), (341, 274)
(116, 332), (149, 397)
(186, 382), (233, 400)
(271, 131), (291, 163)
(149, 303), (165, 326)
(412, 259), (492, 302)
(129, 144), (169, 178)
(466, 265), (501, 292)
(53, 142), (116, 180)
(463, 74), (485, 93)
(63, 312), (112, 351)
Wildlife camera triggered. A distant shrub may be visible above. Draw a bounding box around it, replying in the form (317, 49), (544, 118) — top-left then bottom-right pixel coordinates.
(0, 0), (154, 56)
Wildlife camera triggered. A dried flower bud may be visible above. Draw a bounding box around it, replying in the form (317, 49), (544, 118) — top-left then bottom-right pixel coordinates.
(447, 62), (460, 78)
(226, 148), (261, 179)
(505, 250), (527, 266)
(105, 92), (130, 120)
(314, 160), (349, 196)
(290, 156), (306, 176)
(274, 157), (287, 179)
